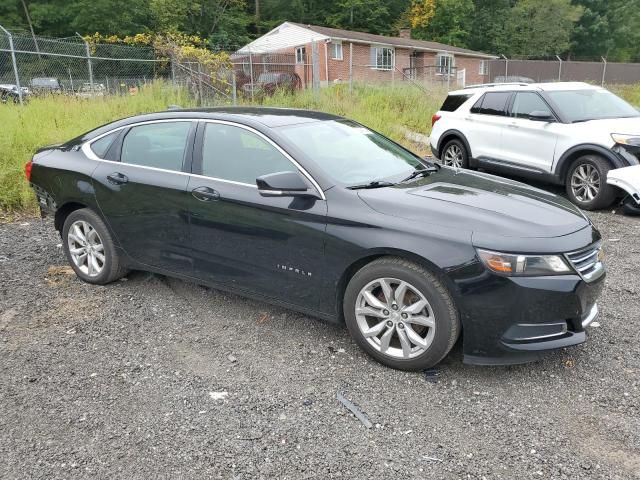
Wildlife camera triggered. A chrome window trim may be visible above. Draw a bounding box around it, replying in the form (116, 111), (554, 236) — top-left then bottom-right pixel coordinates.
(81, 118), (326, 200)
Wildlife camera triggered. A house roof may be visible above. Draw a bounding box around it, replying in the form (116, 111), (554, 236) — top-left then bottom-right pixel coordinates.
(290, 23), (496, 59)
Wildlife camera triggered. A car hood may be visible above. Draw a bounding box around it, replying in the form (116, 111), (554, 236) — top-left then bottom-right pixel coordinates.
(576, 116), (640, 132)
(357, 168), (589, 239)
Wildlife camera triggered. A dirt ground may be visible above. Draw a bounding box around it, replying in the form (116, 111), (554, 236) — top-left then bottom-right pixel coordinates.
(0, 209), (639, 479)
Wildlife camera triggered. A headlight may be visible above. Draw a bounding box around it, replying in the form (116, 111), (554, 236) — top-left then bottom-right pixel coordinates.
(476, 249), (572, 276)
(611, 133), (640, 146)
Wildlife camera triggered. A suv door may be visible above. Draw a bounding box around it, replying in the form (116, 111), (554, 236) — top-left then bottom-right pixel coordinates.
(466, 91), (512, 161)
(187, 121), (327, 309)
(91, 120), (196, 274)
(503, 91), (560, 173)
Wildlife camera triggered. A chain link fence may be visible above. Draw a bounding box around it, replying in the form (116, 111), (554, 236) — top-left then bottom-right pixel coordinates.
(0, 25), (170, 103)
(487, 57), (640, 86)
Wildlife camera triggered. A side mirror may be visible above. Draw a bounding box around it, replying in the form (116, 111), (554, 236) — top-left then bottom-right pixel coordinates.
(528, 110), (554, 122)
(256, 171), (319, 198)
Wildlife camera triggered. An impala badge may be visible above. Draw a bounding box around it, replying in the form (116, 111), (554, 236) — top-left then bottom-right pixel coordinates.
(277, 264), (312, 277)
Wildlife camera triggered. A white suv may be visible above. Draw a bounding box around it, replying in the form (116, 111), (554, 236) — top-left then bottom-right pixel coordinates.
(430, 82), (640, 210)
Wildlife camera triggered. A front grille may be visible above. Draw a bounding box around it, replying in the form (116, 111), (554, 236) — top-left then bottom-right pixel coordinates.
(565, 242), (601, 278)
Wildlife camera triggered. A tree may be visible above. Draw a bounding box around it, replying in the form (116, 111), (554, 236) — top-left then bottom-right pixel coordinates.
(572, 0), (640, 61)
(149, 0), (251, 47)
(499, 0), (583, 57)
(468, 0), (513, 54)
(410, 0), (475, 48)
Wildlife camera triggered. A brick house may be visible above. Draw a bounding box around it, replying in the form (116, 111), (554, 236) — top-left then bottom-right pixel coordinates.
(236, 22), (496, 88)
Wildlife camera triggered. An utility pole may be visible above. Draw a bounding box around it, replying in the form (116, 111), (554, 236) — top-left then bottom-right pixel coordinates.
(20, 0), (40, 57)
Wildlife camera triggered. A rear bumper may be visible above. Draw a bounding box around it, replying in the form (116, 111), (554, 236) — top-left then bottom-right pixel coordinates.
(456, 265), (605, 366)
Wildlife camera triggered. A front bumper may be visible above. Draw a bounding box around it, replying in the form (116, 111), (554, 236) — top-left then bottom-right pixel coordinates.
(455, 264), (605, 366)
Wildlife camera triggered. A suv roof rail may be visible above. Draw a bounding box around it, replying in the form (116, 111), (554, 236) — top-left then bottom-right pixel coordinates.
(463, 82), (532, 89)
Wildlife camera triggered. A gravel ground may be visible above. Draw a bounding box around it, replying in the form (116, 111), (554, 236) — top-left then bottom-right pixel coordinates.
(0, 210), (639, 480)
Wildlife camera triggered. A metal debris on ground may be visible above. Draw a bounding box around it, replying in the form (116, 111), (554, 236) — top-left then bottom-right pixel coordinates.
(336, 391), (373, 429)
(423, 367), (440, 383)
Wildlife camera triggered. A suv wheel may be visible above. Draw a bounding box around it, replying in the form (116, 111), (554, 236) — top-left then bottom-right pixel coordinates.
(343, 257), (460, 371)
(62, 208), (128, 285)
(565, 155), (616, 210)
(441, 139), (469, 168)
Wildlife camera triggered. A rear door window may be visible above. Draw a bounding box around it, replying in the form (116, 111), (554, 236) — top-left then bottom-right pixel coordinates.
(440, 94), (472, 112)
(121, 122), (192, 172)
(470, 92), (511, 116)
(90, 132), (119, 159)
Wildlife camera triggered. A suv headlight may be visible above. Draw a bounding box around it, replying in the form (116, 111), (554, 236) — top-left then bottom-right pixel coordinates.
(611, 133), (640, 146)
(477, 249), (572, 276)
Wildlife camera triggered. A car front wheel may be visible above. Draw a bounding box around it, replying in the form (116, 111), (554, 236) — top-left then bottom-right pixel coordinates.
(441, 139), (469, 169)
(62, 208), (127, 285)
(566, 155), (617, 210)
(343, 257), (460, 371)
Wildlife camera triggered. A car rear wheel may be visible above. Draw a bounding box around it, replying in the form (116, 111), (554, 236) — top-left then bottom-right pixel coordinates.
(62, 208), (127, 285)
(566, 155), (617, 210)
(441, 139), (469, 169)
(343, 257), (460, 371)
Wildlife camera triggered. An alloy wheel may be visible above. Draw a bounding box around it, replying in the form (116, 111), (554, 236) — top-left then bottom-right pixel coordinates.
(571, 163), (600, 202)
(443, 144), (463, 167)
(355, 277), (436, 359)
(67, 220), (105, 277)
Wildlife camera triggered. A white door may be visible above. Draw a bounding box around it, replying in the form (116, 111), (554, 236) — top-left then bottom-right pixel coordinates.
(465, 91), (512, 161)
(503, 92), (560, 173)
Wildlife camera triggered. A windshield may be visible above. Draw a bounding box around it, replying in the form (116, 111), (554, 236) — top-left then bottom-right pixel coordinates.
(277, 120), (424, 185)
(547, 88), (639, 122)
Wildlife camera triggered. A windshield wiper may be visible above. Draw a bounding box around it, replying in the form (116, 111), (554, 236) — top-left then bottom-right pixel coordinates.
(347, 180), (396, 190)
(401, 167), (438, 183)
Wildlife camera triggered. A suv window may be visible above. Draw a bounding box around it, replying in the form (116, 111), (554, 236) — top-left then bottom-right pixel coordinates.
(512, 92), (550, 119)
(471, 92), (511, 116)
(201, 123), (296, 184)
(121, 122), (191, 171)
(441, 94), (471, 112)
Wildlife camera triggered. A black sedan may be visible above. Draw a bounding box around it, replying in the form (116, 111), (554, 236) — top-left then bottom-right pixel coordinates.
(27, 107), (605, 370)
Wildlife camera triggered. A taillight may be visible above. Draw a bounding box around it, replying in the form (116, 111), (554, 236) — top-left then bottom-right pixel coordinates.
(431, 114), (441, 127)
(25, 160), (33, 182)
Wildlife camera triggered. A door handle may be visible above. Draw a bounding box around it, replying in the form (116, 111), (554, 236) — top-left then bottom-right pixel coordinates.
(191, 186), (220, 202)
(106, 172), (128, 185)
(507, 123), (518, 128)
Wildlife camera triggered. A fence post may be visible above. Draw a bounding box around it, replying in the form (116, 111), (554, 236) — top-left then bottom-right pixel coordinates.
(601, 57), (607, 86)
(0, 24), (23, 105)
(232, 70), (237, 105)
(248, 47), (254, 101)
(556, 55), (563, 81)
(349, 42), (353, 93)
(77, 32), (93, 90)
(311, 41), (320, 91)
(501, 54), (508, 81)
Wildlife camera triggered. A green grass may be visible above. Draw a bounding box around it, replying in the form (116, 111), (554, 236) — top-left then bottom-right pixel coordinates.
(2, 81), (639, 213)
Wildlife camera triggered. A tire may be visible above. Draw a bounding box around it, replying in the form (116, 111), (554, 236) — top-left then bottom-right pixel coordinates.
(440, 138), (469, 169)
(62, 208), (127, 285)
(565, 155), (617, 210)
(343, 257), (460, 371)
(622, 196), (640, 216)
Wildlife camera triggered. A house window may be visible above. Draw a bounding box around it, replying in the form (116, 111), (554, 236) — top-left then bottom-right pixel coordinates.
(479, 60), (488, 75)
(330, 41), (343, 60)
(370, 46), (394, 70)
(295, 46), (305, 64)
(436, 53), (454, 75)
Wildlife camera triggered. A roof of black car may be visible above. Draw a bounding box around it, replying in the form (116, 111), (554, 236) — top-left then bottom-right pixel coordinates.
(158, 106), (342, 127)
(77, 107), (343, 143)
